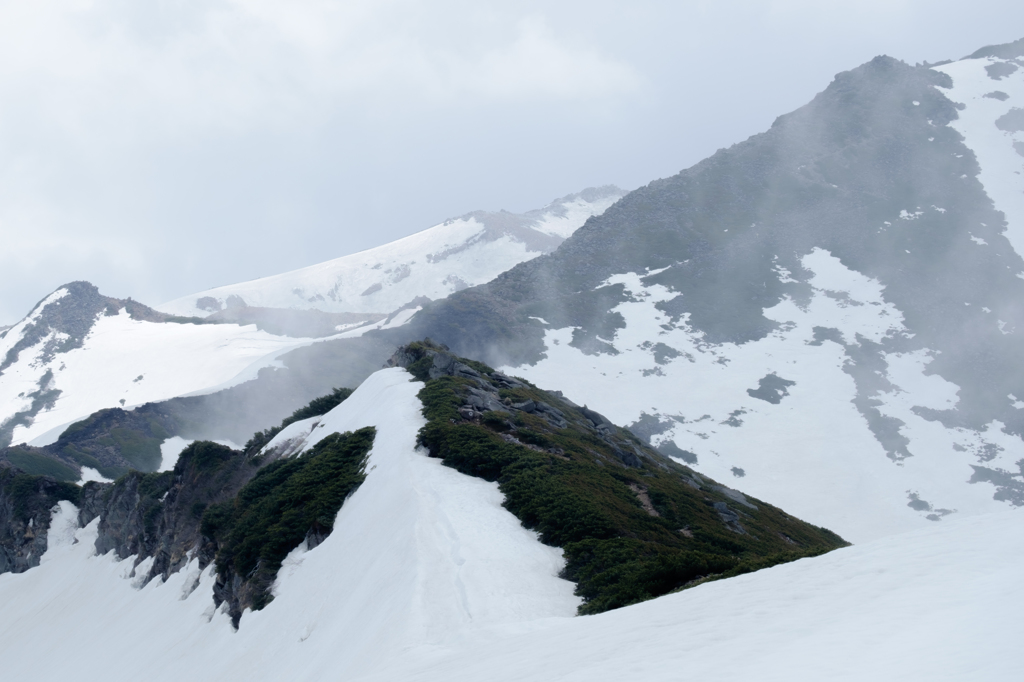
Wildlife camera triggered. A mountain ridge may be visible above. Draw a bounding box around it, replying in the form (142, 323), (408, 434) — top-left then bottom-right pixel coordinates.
(0, 34), (1022, 682)
(158, 186), (625, 319)
(379, 43), (1024, 541)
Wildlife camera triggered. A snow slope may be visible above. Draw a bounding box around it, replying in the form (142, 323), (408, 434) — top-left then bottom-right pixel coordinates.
(0, 295), (319, 448)
(1, 380), (1019, 682)
(0, 367), (579, 681)
(158, 187), (624, 318)
(504, 248), (1019, 543)
(935, 55), (1024, 258)
(360, 508), (1023, 682)
(480, 51), (1024, 544)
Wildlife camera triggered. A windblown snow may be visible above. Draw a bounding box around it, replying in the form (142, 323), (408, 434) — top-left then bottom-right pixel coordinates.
(158, 188), (624, 318)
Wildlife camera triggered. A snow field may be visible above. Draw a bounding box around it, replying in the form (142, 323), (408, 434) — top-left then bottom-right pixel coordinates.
(158, 192), (621, 319)
(504, 249), (1017, 542)
(1, 370), (1020, 682)
(1, 308), (319, 447)
(0, 367), (579, 681)
(935, 57), (1024, 260)
(355, 508), (1024, 682)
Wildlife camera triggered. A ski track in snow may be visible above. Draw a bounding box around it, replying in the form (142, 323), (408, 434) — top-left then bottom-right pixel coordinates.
(158, 194), (621, 318)
(0, 368), (579, 681)
(504, 248), (1020, 543)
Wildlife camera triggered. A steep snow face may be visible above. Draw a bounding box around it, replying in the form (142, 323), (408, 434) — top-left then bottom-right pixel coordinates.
(0, 367), (579, 681)
(504, 248), (1020, 543)
(0, 302), (318, 448)
(158, 187), (624, 318)
(935, 55), (1024, 258)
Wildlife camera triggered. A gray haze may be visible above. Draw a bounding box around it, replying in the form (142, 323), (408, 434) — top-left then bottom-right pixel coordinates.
(1, 0), (1022, 324)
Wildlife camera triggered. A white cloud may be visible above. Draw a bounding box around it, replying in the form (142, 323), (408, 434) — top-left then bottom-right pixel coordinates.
(0, 1), (639, 140)
(1, 0), (1023, 324)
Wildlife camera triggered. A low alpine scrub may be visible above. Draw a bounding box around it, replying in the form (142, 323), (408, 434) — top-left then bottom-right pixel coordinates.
(402, 340), (848, 615)
(202, 427), (375, 611)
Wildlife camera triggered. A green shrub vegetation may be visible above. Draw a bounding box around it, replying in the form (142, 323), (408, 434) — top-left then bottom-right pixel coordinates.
(0, 467), (81, 520)
(203, 427), (375, 610)
(410, 343), (848, 615)
(243, 387), (354, 455)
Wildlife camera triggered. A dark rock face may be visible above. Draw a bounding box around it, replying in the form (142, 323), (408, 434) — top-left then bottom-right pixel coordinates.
(966, 36), (1024, 60)
(0, 467), (79, 574)
(402, 55), (985, 361)
(995, 108), (1024, 133)
(77, 442), (261, 590)
(746, 374), (796, 405)
(196, 296), (222, 312)
(984, 61), (1019, 81)
(2, 410), (372, 628)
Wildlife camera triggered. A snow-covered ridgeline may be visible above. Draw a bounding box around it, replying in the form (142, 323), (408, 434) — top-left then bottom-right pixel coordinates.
(0, 288), (70, 361)
(0, 368), (578, 681)
(935, 56), (1024, 260)
(157, 188), (624, 318)
(0, 307), (319, 448)
(503, 248), (1019, 543)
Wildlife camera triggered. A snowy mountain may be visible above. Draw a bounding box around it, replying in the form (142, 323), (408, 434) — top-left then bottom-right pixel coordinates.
(158, 187), (624, 320)
(399, 38), (1024, 543)
(3, 35), (1024, 682)
(0, 361), (1018, 681)
(0, 187), (623, 479)
(0, 282), (321, 459)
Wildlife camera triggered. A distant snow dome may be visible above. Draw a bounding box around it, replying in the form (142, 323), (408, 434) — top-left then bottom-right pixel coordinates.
(157, 187), (625, 319)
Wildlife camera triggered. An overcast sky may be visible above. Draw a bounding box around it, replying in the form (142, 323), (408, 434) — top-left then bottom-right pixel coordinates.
(1, 0), (1022, 324)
